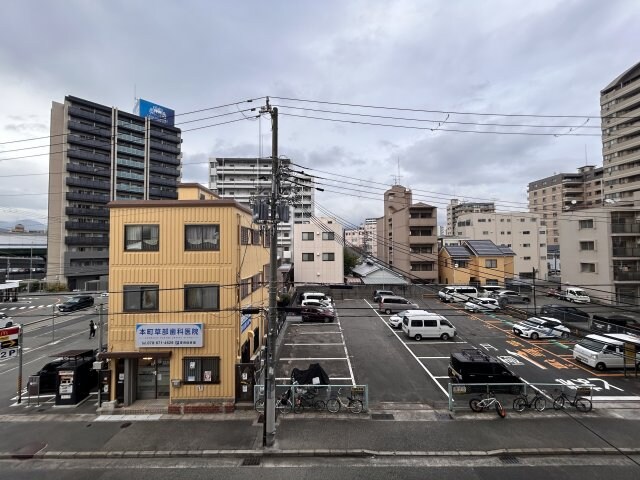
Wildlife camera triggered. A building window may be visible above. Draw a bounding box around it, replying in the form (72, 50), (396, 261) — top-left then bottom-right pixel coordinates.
(240, 226), (250, 245)
(523, 243), (530, 247)
(522, 231), (530, 235)
(523, 256), (531, 260)
(580, 263), (596, 273)
(125, 225), (159, 251)
(482, 231), (489, 235)
(579, 219), (594, 229)
(240, 279), (250, 298)
(182, 357), (220, 384)
(123, 285), (159, 312)
(322, 232), (335, 240)
(302, 253), (314, 261)
(485, 259), (497, 268)
(580, 241), (595, 251)
(184, 285), (220, 311)
(185, 225), (220, 250)
(322, 253), (335, 261)
(302, 232), (314, 241)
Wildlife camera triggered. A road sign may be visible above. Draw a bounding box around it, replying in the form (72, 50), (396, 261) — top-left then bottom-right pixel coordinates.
(0, 347), (19, 361)
(0, 325), (20, 342)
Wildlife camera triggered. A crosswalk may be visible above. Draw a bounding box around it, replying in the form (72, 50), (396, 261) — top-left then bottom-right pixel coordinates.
(0, 304), (57, 311)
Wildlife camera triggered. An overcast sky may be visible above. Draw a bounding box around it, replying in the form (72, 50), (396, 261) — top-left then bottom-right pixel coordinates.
(0, 0), (638, 229)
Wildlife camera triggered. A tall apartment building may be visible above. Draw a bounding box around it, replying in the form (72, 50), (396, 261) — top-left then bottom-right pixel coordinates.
(377, 185), (437, 283)
(527, 165), (603, 246)
(601, 60), (640, 204)
(452, 211), (547, 279)
(208, 157), (315, 260)
(446, 199), (495, 236)
(293, 217), (344, 285)
(46, 96), (182, 290)
(559, 207), (640, 306)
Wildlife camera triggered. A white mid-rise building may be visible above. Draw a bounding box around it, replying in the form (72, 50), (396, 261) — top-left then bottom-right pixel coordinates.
(453, 211), (548, 280)
(344, 218), (379, 257)
(208, 157), (314, 260)
(293, 217), (344, 285)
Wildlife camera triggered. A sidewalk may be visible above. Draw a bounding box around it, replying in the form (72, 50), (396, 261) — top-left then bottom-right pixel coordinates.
(1, 403), (640, 460)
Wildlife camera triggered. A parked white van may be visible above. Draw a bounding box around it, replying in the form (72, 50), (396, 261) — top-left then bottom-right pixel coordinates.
(573, 333), (640, 371)
(559, 287), (590, 304)
(438, 286), (479, 303)
(401, 313), (456, 341)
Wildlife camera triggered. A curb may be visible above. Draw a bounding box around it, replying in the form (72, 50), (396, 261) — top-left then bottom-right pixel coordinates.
(3, 447), (639, 460)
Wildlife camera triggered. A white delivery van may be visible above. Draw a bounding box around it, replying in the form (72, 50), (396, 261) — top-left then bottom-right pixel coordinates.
(438, 286), (479, 303)
(573, 333), (640, 371)
(560, 287), (590, 304)
(401, 313), (456, 341)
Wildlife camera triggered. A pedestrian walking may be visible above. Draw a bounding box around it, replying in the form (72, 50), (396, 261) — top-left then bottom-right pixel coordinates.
(89, 319), (96, 339)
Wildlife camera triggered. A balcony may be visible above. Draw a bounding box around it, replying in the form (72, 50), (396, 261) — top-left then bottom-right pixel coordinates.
(117, 171), (145, 182)
(117, 183), (144, 194)
(150, 151), (180, 165)
(117, 157), (145, 170)
(150, 140), (180, 154)
(68, 121), (111, 138)
(66, 163), (110, 177)
(65, 207), (109, 217)
(66, 192), (109, 204)
(117, 144), (144, 157)
(149, 176), (178, 188)
(65, 221), (109, 232)
(150, 164), (180, 177)
(68, 148), (111, 164)
(66, 176), (111, 191)
(117, 119), (145, 133)
(64, 236), (109, 246)
(68, 106), (111, 125)
(149, 188), (178, 199)
(614, 271), (640, 282)
(150, 129), (180, 143)
(68, 134), (111, 151)
(612, 247), (640, 257)
(117, 133), (145, 145)
(612, 223), (640, 234)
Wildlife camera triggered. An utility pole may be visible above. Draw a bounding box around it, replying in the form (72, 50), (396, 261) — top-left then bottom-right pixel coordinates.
(52, 305), (56, 342)
(263, 98), (278, 447)
(532, 267), (537, 316)
(99, 303), (104, 352)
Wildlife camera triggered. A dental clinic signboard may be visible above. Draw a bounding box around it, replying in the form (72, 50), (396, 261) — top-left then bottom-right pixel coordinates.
(134, 99), (175, 126)
(135, 323), (203, 348)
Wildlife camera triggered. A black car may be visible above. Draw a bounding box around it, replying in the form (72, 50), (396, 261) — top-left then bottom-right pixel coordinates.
(539, 304), (589, 323)
(57, 295), (94, 312)
(489, 290), (530, 307)
(591, 314), (640, 335)
(448, 349), (522, 394)
(33, 359), (67, 393)
(301, 306), (335, 323)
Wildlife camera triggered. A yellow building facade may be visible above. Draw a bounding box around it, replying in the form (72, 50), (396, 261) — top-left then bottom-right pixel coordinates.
(102, 185), (270, 413)
(439, 240), (515, 286)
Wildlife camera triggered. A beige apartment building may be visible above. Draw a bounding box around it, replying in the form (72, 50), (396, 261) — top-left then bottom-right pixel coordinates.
(101, 183), (270, 412)
(601, 60), (640, 204)
(293, 217), (344, 285)
(344, 218), (379, 257)
(527, 165), (603, 246)
(377, 186), (437, 283)
(453, 211), (547, 279)
(559, 207), (640, 306)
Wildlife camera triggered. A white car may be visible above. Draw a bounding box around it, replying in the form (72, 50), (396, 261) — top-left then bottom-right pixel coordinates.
(300, 299), (334, 311)
(388, 309), (430, 328)
(512, 317), (570, 340)
(464, 297), (500, 312)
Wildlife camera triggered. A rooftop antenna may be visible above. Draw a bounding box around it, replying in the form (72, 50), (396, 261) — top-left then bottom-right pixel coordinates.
(584, 144), (588, 165)
(391, 157), (402, 185)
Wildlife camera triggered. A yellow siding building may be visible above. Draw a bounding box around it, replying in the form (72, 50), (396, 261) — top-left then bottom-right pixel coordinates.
(439, 240), (515, 286)
(102, 184), (270, 413)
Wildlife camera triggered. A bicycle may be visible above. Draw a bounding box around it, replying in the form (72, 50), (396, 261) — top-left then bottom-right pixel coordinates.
(469, 392), (507, 418)
(326, 388), (364, 414)
(254, 389), (294, 415)
(552, 389), (592, 412)
(293, 389), (326, 413)
(513, 391), (547, 412)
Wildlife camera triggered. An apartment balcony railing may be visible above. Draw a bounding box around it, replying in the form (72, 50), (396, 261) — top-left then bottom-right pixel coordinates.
(68, 134), (111, 151)
(66, 192), (109, 204)
(68, 106), (112, 125)
(150, 164), (181, 177)
(66, 163), (110, 177)
(150, 151), (180, 165)
(65, 221), (109, 232)
(65, 207), (109, 217)
(612, 223), (640, 234)
(614, 271), (640, 282)
(64, 236), (109, 246)
(67, 148), (111, 164)
(66, 176), (111, 191)
(150, 140), (180, 154)
(68, 121), (111, 138)
(150, 129), (180, 143)
(612, 247), (640, 257)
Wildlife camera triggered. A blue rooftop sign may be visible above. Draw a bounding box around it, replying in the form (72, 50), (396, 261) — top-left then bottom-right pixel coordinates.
(134, 99), (175, 126)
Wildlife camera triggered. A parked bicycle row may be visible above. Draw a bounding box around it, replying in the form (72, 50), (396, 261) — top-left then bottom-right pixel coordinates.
(254, 384), (368, 415)
(451, 383), (593, 418)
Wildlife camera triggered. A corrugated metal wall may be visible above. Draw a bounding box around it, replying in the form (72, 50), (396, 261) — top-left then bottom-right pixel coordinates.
(108, 203), (269, 401)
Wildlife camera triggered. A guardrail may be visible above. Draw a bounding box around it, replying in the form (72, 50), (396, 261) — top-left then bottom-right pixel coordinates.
(253, 383), (369, 413)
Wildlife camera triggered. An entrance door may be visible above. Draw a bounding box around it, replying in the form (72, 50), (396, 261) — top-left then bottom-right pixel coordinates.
(136, 357), (170, 400)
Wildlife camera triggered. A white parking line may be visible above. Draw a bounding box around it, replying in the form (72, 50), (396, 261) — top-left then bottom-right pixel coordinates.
(417, 356), (450, 359)
(284, 343), (344, 346)
(365, 299), (450, 398)
(279, 357), (347, 361)
(406, 341), (467, 345)
(297, 331), (342, 335)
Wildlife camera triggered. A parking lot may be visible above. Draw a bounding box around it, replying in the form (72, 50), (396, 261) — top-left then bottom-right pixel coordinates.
(277, 293), (640, 409)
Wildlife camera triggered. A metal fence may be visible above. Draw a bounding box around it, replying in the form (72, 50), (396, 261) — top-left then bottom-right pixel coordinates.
(253, 383), (369, 413)
(447, 382), (593, 412)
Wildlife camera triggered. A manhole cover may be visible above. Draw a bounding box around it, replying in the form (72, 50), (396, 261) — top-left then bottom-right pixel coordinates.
(242, 457), (261, 466)
(499, 455), (520, 464)
(371, 413), (394, 420)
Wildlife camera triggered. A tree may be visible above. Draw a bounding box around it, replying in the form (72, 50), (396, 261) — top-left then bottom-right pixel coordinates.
(343, 248), (360, 275)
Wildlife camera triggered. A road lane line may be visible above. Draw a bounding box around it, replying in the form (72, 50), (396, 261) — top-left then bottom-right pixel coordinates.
(336, 312), (356, 386)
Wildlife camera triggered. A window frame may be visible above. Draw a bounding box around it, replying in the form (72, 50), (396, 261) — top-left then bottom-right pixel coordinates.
(124, 224), (159, 251)
(182, 356), (220, 384)
(302, 253), (314, 262)
(485, 259), (498, 268)
(322, 232), (335, 240)
(302, 232), (314, 241)
(184, 284), (220, 311)
(322, 252), (335, 261)
(123, 285), (159, 312)
(185, 224), (220, 251)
